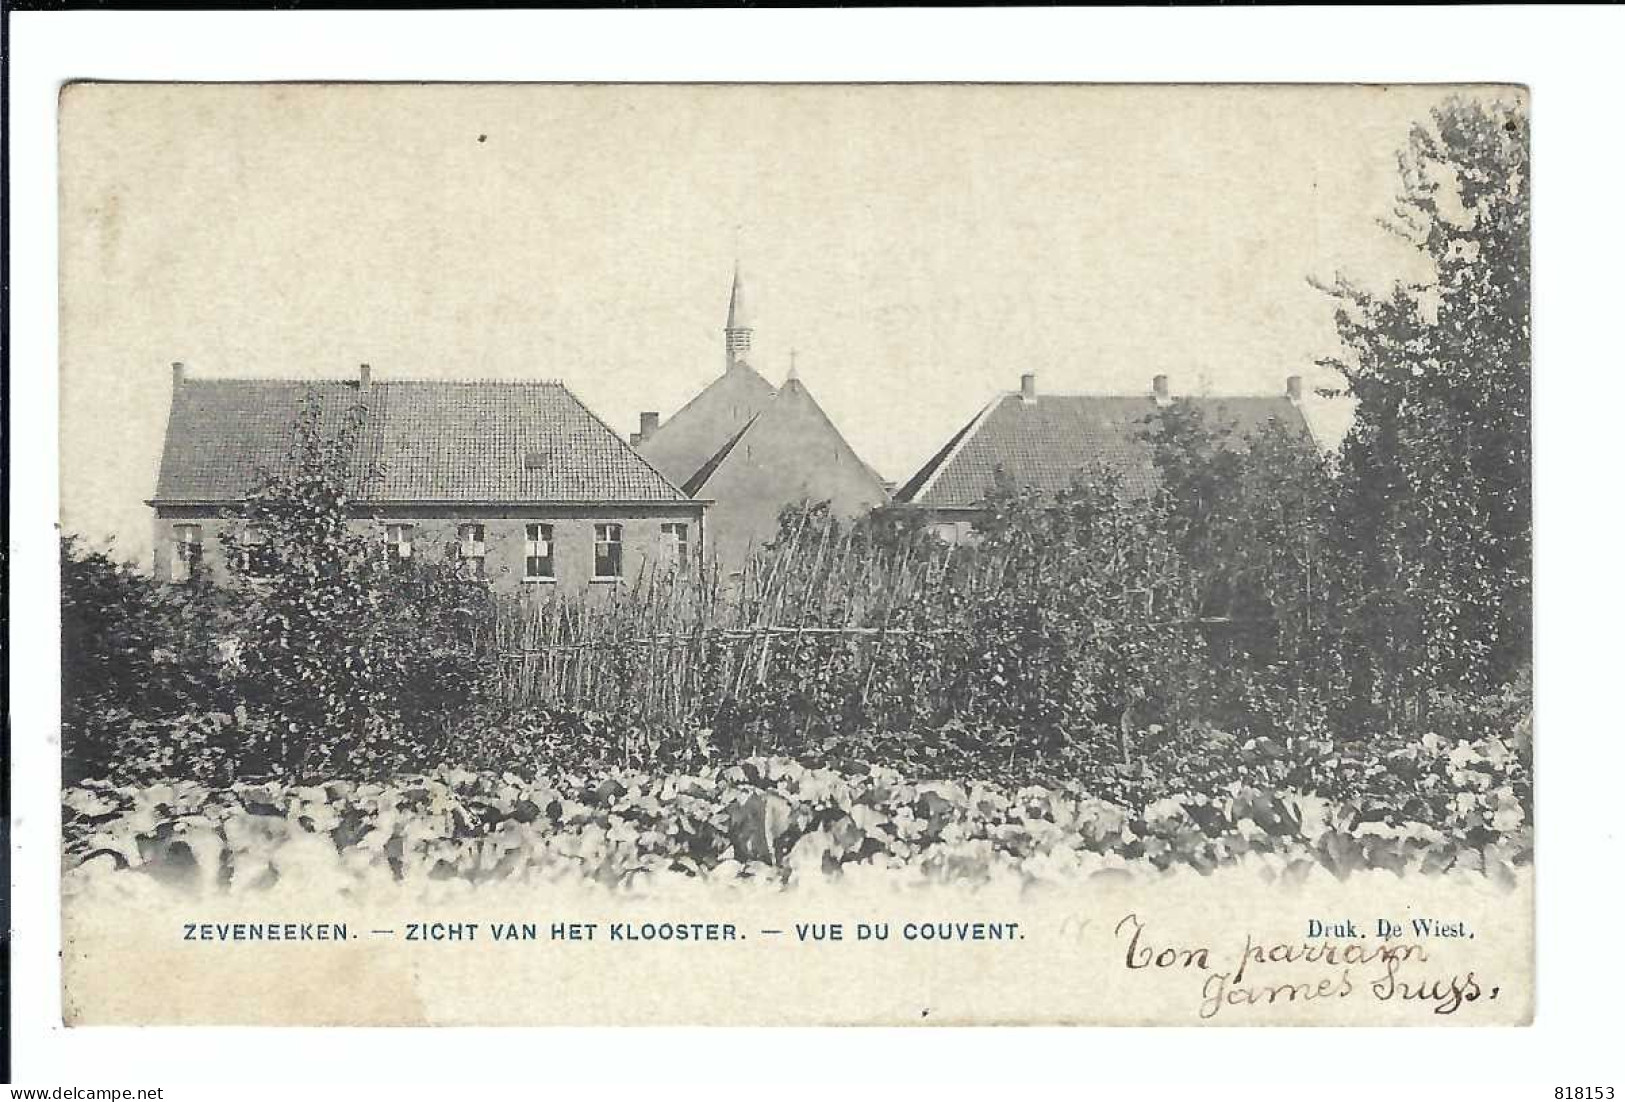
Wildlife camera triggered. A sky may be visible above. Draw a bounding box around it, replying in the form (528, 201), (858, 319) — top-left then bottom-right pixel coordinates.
(58, 83), (1487, 566)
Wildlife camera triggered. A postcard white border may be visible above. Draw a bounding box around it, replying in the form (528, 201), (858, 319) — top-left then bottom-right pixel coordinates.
(9, 5), (1625, 1092)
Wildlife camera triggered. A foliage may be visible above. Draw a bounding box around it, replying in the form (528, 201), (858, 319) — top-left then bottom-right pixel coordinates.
(766, 496), (942, 559)
(59, 97), (1532, 861)
(60, 535), (235, 784)
(62, 735), (1531, 897)
(1318, 95), (1531, 714)
(77, 373), (1529, 796)
(70, 664), (1529, 849)
(61, 391), (495, 785)
(959, 404), (1352, 756)
(1134, 403), (1352, 741)
(216, 390), (491, 777)
(971, 465), (1196, 748)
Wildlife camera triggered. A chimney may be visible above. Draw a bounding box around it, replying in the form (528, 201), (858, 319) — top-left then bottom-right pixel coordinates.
(630, 432), (643, 447)
(1286, 375), (1303, 404)
(640, 411), (660, 438)
(359, 363), (372, 389)
(1019, 372), (1037, 404)
(1152, 374), (1171, 405)
(171, 361), (186, 388)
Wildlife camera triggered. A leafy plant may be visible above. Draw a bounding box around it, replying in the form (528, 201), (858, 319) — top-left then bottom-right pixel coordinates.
(1317, 95), (1531, 720)
(216, 389), (493, 776)
(62, 746), (1532, 896)
(60, 535), (235, 784)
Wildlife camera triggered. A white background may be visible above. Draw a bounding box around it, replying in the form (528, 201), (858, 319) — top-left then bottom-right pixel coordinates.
(8, 6), (1623, 1096)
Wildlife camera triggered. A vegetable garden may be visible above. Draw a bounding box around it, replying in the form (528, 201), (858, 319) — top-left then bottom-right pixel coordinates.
(60, 97), (1531, 891)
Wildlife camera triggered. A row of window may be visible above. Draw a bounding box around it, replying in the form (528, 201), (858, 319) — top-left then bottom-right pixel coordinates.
(169, 522), (691, 582)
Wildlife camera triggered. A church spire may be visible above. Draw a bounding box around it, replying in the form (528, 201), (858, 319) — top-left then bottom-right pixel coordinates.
(724, 261), (752, 372)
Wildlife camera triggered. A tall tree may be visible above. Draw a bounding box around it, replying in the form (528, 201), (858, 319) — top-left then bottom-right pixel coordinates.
(1321, 96), (1530, 714)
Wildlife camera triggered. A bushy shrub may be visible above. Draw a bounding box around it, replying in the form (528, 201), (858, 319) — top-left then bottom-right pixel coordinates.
(60, 535), (236, 784)
(213, 390), (495, 776)
(63, 390), (498, 785)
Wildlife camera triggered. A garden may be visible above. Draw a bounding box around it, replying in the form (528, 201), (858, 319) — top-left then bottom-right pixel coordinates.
(60, 97), (1531, 894)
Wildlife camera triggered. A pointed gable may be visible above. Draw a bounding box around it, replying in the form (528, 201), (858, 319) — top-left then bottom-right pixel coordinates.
(635, 362), (778, 489)
(684, 376), (891, 570)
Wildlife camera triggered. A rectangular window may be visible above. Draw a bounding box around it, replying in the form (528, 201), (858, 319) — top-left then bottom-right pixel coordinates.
(659, 522), (690, 572)
(457, 523), (486, 579)
(524, 523), (555, 580)
(593, 523), (623, 580)
(172, 524), (203, 582)
(385, 523), (414, 563)
(239, 525), (270, 575)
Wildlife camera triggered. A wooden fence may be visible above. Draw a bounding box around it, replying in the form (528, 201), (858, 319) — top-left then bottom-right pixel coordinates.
(481, 514), (1228, 732)
(485, 522), (1016, 726)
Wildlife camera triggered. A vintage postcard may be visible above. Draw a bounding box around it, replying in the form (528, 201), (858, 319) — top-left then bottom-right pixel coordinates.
(58, 82), (1531, 1025)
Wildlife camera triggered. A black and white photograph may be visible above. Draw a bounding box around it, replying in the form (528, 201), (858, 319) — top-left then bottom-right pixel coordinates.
(47, 81), (1533, 1027)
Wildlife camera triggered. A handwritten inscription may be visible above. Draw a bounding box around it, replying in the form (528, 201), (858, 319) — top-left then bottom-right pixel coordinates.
(1114, 914), (1501, 1019)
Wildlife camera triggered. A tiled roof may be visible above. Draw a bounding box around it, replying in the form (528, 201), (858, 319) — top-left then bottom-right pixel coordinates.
(153, 379), (689, 504)
(897, 393), (1315, 508)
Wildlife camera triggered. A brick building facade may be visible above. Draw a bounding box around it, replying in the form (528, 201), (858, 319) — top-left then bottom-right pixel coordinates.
(150, 368), (704, 591)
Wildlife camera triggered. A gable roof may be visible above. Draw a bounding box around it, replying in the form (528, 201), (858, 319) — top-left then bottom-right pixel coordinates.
(152, 378), (690, 505)
(896, 392), (1316, 508)
(635, 362), (778, 489)
(682, 416), (756, 497)
(685, 376), (890, 502)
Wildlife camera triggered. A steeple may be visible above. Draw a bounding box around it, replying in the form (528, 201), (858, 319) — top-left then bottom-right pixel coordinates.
(724, 261), (752, 372)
